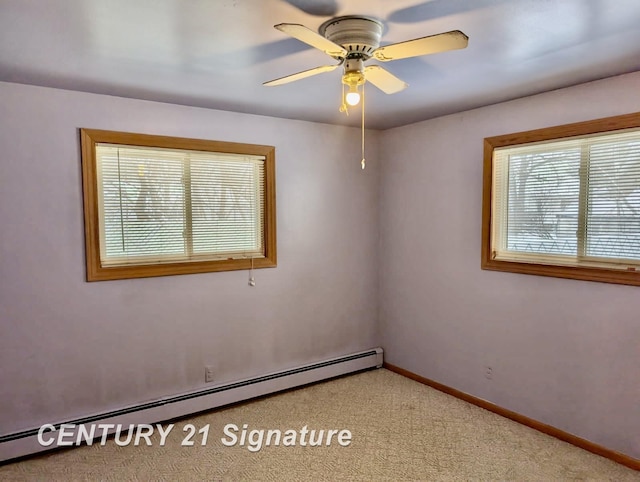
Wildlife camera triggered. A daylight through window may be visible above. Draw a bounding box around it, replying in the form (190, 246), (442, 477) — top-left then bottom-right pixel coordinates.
(482, 113), (640, 286)
(81, 130), (276, 281)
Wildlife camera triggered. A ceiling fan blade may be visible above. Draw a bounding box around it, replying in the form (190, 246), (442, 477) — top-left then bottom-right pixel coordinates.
(373, 30), (468, 62)
(364, 65), (408, 94)
(263, 64), (339, 86)
(274, 23), (347, 58)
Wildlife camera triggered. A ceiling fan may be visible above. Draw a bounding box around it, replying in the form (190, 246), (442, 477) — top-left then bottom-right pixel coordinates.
(263, 16), (469, 108)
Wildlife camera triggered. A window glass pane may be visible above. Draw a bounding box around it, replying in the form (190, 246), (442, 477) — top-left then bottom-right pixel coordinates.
(587, 139), (640, 260)
(98, 148), (186, 261)
(96, 145), (266, 265)
(190, 156), (264, 256)
(506, 149), (581, 255)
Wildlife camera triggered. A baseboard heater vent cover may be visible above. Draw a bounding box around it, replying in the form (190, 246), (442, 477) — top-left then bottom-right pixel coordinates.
(0, 347), (383, 462)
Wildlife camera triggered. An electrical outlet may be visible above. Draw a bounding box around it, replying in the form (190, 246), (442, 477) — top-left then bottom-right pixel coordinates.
(205, 366), (215, 383)
(485, 366), (493, 380)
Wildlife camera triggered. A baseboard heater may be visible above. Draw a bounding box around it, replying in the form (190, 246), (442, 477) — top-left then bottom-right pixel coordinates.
(0, 347), (383, 462)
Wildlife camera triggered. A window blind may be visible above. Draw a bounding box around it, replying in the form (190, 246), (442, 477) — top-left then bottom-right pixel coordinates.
(586, 136), (640, 261)
(96, 144), (266, 267)
(492, 129), (640, 269)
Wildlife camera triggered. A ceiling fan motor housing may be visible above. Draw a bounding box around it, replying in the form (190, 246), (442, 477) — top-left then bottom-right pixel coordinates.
(319, 16), (384, 60)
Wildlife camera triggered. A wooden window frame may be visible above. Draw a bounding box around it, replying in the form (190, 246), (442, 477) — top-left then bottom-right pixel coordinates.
(482, 112), (640, 286)
(80, 129), (277, 281)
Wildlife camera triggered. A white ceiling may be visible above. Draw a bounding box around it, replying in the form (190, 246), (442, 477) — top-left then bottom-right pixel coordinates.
(1, 0), (639, 129)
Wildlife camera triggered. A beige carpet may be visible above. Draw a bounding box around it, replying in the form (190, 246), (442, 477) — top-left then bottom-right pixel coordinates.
(1, 369), (637, 481)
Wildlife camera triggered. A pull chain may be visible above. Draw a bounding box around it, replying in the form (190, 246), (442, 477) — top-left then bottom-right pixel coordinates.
(361, 85), (366, 170)
(339, 83), (349, 115)
(248, 257), (255, 287)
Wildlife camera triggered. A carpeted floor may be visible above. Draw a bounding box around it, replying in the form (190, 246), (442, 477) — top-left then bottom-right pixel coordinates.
(1, 368), (638, 480)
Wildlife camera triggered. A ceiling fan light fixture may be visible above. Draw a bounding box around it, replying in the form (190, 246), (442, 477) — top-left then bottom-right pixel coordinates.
(342, 58), (365, 107)
(342, 68), (365, 107)
(345, 85), (361, 106)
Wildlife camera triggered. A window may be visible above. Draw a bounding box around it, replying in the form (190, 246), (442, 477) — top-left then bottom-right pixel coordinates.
(482, 112), (640, 286)
(81, 129), (276, 281)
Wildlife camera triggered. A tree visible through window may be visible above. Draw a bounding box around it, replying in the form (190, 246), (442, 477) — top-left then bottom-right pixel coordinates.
(482, 113), (640, 286)
(81, 129), (276, 281)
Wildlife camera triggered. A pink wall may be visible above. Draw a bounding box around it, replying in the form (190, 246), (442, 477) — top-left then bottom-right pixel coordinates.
(378, 71), (640, 458)
(2, 72), (639, 460)
(0, 82), (380, 434)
